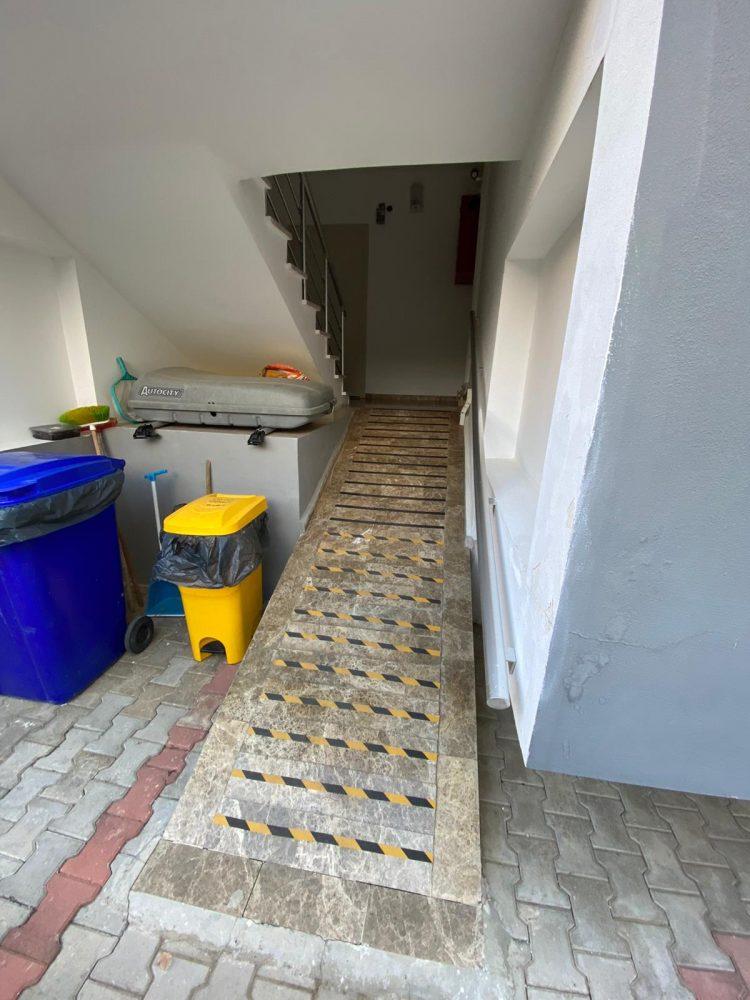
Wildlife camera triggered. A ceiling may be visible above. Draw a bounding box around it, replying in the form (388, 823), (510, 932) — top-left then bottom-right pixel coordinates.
(0, 0), (572, 352)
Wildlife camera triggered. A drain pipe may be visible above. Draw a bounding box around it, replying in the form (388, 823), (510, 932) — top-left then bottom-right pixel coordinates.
(468, 314), (513, 711)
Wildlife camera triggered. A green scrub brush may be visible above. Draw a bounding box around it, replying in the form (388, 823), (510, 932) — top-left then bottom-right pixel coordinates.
(110, 356), (142, 425)
(59, 404), (110, 425)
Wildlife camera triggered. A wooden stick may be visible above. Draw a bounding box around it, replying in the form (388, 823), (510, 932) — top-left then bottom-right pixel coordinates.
(205, 459), (213, 494)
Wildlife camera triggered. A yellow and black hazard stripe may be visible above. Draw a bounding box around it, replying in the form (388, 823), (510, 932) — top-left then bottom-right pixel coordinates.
(303, 583), (441, 606)
(285, 630), (440, 657)
(312, 563), (444, 585)
(261, 691), (440, 723)
(230, 768), (435, 809)
(325, 529), (444, 547)
(246, 725), (438, 761)
(318, 545), (443, 566)
(294, 608), (441, 633)
(274, 657), (440, 689)
(213, 814), (433, 863)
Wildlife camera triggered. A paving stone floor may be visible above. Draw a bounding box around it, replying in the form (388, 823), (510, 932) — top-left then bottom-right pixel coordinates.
(0, 408), (750, 996)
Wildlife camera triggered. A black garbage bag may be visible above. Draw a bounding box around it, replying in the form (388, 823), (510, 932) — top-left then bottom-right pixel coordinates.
(152, 512), (268, 589)
(0, 470), (125, 547)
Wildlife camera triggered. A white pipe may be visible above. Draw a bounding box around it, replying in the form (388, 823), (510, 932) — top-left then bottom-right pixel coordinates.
(149, 479), (161, 546)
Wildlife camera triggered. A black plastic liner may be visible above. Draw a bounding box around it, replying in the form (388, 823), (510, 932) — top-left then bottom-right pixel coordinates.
(153, 513), (268, 589)
(0, 470), (125, 547)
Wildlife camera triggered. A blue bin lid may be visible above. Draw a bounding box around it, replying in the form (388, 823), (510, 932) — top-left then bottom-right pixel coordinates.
(0, 451), (126, 508)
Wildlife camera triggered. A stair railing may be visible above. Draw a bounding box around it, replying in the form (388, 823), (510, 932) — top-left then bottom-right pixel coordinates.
(264, 173), (346, 387)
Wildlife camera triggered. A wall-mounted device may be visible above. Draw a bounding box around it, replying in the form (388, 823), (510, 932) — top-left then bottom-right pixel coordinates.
(375, 201), (393, 225)
(409, 181), (424, 213)
(470, 165), (483, 183)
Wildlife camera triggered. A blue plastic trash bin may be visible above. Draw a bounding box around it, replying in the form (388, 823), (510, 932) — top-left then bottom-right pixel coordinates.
(0, 451), (127, 703)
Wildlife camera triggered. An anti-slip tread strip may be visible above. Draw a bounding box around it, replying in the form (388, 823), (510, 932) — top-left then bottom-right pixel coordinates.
(293, 610), (441, 633)
(317, 546), (443, 565)
(303, 583), (441, 605)
(274, 656), (441, 689)
(246, 725), (438, 762)
(285, 630), (440, 657)
(324, 530), (444, 547)
(213, 814), (433, 863)
(334, 504), (446, 516)
(230, 768), (436, 809)
(311, 563), (444, 583)
(330, 517), (447, 530)
(261, 691), (440, 723)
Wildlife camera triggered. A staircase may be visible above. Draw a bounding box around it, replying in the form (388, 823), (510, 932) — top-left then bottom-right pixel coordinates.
(264, 173), (346, 393)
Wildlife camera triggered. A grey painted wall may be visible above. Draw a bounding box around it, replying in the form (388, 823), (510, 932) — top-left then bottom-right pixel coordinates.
(529, 0), (750, 795)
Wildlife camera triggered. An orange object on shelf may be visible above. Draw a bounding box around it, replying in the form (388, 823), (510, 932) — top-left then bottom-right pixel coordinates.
(260, 363), (309, 381)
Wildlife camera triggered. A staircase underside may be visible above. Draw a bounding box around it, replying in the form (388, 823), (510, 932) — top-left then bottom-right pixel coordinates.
(155, 406), (481, 950)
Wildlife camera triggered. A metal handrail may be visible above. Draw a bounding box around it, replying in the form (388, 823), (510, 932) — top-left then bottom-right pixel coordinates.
(265, 172), (347, 384)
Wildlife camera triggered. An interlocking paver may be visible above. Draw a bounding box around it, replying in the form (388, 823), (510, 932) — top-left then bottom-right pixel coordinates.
(251, 978), (313, 999)
(541, 772), (588, 819)
(0, 831), (81, 906)
(518, 902), (588, 994)
(61, 812), (143, 887)
(30, 706), (87, 748)
(690, 795), (750, 842)
(0, 897), (30, 936)
(24, 923), (117, 999)
(160, 749), (199, 801)
(477, 755), (509, 805)
(713, 840), (750, 901)
(619, 784), (671, 831)
(97, 739), (158, 788)
(483, 862), (528, 941)
(77, 694), (135, 733)
(480, 803), (516, 865)
(177, 692), (222, 730)
(506, 783), (554, 840)
(476, 718), (503, 758)
(575, 953), (635, 1000)
(108, 766), (169, 823)
(678, 966), (747, 1000)
(84, 715), (143, 758)
(121, 797), (176, 862)
(76, 851), (145, 936)
(2, 871), (99, 964)
(0, 797), (68, 861)
(652, 788), (700, 811)
(508, 834), (569, 909)
(627, 827), (700, 894)
(40, 752), (115, 806)
(658, 806), (730, 867)
(152, 655), (195, 688)
(193, 955), (257, 998)
(0, 948), (46, 997)
(578, 793), (639, 853)
(79, 981), (140, 1000)
(499, 740), (543, 785)
(0, 767), (61, 821)
(145, 952), (210, 998)
(685, 863), (750, 934)
(0, 718), (40, 761)
(618, 921), (694, 999)
(558, 873), (630, 958)
(49, 781), (124, 841)
(547, 814), (607, 880)
(0, 742), (49, 786)
(135, 705), (187, 746)
(35, 728), (93, 774)
(653, 890), (735, 971)
(714, 933), (750, 985)
(91, 924), (161, 993)
(573, 776), (619, 799)
(594, 848), (667, 923)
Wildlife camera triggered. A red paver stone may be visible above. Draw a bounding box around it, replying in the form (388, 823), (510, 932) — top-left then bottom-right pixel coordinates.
(201, 663), (238, 696)
(0, 947), (46, 1000)
(61, 812), (143, 886)
(679, 966), (747, 1000)
(107, 766), (169, 823)
(2, 873), (99, 965)
(716, 934), (750, 987)
(167, 725), (207, 751)
(147, 747), (188, 774)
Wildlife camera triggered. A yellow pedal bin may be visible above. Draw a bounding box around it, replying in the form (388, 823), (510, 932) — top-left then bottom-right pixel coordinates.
(162, 494), (267, 664)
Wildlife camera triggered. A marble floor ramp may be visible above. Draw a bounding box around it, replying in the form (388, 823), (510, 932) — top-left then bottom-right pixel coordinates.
(162, 407), (481, 932)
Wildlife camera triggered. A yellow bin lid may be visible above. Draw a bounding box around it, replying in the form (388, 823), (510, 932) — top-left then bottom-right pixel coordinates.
(163, 493), (267, 537)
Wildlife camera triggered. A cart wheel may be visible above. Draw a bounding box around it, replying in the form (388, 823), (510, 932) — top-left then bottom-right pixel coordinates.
(125, 615), (155, 654)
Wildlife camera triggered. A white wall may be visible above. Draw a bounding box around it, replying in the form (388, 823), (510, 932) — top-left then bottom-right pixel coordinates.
(311, 165), (477, 397)
(472, 0), (665, 754)
(516, 217), (582, 487)
(0, 171), (190, 449)
(0, 246), (77, 448)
